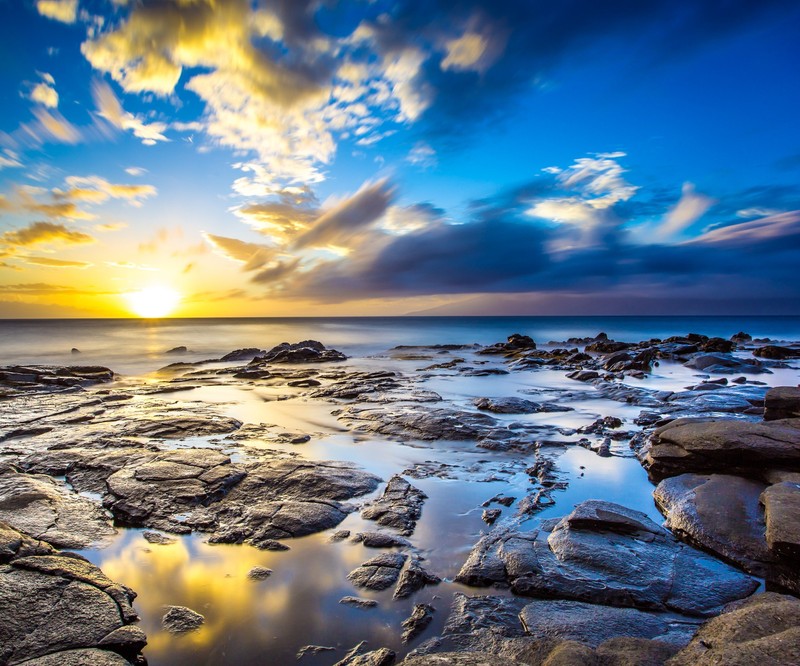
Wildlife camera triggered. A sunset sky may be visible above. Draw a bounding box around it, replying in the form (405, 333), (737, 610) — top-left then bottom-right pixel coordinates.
(1, 0), (799, 317)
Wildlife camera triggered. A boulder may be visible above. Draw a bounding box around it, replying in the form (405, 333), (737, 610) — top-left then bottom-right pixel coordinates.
(256, 340), (346, 364)
(644, 417), (800, 480)
(456, 500), (758, 617)
(161, 605), (204, 633)
(347, 553), (407, 591)
(764, 386), (800, 421)
(760, 481), (800, 561)
(753, 345), (800, 360)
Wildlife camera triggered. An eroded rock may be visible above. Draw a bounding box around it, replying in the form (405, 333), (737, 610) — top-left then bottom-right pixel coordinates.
(361, 476), (426, 535)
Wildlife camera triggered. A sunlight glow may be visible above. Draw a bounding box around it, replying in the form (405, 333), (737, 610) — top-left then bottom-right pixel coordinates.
(125, 285), (181, 318)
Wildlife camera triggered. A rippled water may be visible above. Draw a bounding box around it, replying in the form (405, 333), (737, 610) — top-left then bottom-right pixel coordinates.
(4, 316), (799, 664)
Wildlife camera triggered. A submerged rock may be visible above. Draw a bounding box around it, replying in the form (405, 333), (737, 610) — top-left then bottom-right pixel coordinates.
(456, 500), (758, 617)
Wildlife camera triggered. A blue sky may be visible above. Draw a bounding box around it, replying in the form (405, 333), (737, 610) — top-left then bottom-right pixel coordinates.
(0, 0), (799, 316)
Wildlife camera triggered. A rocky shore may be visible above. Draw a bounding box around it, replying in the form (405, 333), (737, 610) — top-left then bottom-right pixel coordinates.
(1, 333), (799, 664)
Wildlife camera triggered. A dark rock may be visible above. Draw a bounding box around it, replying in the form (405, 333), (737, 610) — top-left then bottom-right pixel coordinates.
(70, 348), (81, 354)
(400, 654), (523, 666)
(334, 641), (396, 666)
(142, 531), (175, 545)
(764, 386), (800, 421)
(257, 340), (347, 364)
(393, 559), (441, 599)
(479, 334), (536, 355)
(482, 509), (501, 525)
(161, 605), (204, 633)
(17, 648), (134, 665)
(585, 340), (632, 354)
(220, 348), (264, 362)
(361, 476), (426, 535)
(402, 604), (435, 643)
(247, 566), (273, 580)
(347, 552), (407, 591)
(760, 481), (800, 562)
(731, 331), (752, 343)
(339, 596), (378, 609)
(337, 405), (497, 441)
(567, 370), (600, 382)
(297, 645), (336, 658)
(122, 415), (242, 439)
(352, 532), (411, 548)
(668, 592), (800, 665)
(654, 474), (798, 592)
(700, 337), (734, 353)
(473, 397), (540, 414)
(456, 500), (758, 616)
(753, 345), (800, 360)
(165, 346), (188, 355)
(644, 417), (800, 480)
(683, 354), (768, 374)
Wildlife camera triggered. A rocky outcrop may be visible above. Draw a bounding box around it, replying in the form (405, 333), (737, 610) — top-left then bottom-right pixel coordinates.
(753, 345), (800, 360)
(764, 386), (800, 421)
(122, 415), (242, 439)
(361, 475), (426, 535)
(0, 365), (115, 392)
(643, 416), (800, 480)
(456, 500), (758, 617)
(655, 473), (799, 592)
(0, 522), (144, 665)
(254, 340), (347, 364)
(334, 641), (396, 666)
(337, 405), (498, 441)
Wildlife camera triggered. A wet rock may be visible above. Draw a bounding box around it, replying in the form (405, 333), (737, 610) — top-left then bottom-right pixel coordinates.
(393, 559), (441, 599)
(585, 340), (632, 354)
(0, 469), (116, 549)
(654, 474), (798, 592)
(161, 605), (204, 633)
(644, 417), (800, 480)
(220, 348), (264, 362)
(400, 654), (523, 666)
(352, 532), (411, 548)
(731, 331), (752, 343)
(142, 531), (175, 545)
(519, 599), (700, 647)
(335, 641), (396, 666)
(456, 500), (758, 616)
(566, 370), (600, 382)
(473, 397), (540, 414)
(361, 476), (427, 535)
(297, 645), (336, 658)
(339, 596), (378, 609)
(761, 481), (800, 561)
(753, 345), (800, 359)
(123, 415), (242, 439)
(402, 604), (435, 643)
(683, 354), (768, 374)
(482, 509), (501, 525)
(256, 340), (347, 364)
(0, 524), (143, 665)
(764, 386), (800, 421)
(337, 405), (497, 441)
(311, 371), (401, 400)
(668, 592), (800, 665)
(347, 552), (407, 591)
(330, 530), (351, 542)
(0, 365), (115, 391)
(479, 334), (536, 355)
(18, 648), (135, 665)
(247, 566), (273, 580)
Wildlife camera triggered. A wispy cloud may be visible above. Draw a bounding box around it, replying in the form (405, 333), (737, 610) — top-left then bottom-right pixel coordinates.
(92, 80), (168, 145)
(0, 222), (95, 247)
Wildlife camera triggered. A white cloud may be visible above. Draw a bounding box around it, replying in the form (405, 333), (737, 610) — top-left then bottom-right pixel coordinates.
(658, 182), (715, 239)
(92, 80), (168, 145)
(36, 0), (78, 24)
(442, 33), (488, 71)
(29, 79), (59, 108)
(406, 142), (436, 168)
(0, 151), (22, 170)
(124, 166), (147, 176)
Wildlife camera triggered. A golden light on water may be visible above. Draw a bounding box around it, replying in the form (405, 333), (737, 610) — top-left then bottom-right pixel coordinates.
(125, 285), (182, 318)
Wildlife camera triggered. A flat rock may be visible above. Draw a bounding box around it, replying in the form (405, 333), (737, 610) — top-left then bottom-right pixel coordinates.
(473, 397), (541, 414)
(361, 476), (426, 535)
(456, 500), (758, 617)
(753, 345), (800, 359)
(353, 531), (411, 548)
(347, 552), (407, 591)
(162, 605), (204, 633)
(761, 481), (800, 561)
(337, 405), (497, 441)
(644, 417), (800, 480)
(123, 415), (242, 439)
(18, 648), (134, 665)
(339, 596), (378, 609)
(0, 523), (143, 665)
(764, 386), (800, 421)
(0, 470), (116, 549)
(668, 592), (800, 665)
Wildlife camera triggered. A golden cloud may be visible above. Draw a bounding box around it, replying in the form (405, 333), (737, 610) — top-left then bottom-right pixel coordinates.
(0, 222), (95, 247)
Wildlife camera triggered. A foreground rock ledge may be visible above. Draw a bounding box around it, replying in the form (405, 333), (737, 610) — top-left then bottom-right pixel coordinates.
(0, 521), (145, 665)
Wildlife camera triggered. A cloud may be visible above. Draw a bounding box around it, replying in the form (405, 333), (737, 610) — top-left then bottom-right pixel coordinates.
(0, 222), (94, 247)
(36, 0), (78, 24)
(125, 166), (147, 176)
(406, 142), (436, 168)
(21, 256), (93, 269)
(31, 108), (81, 144)
(0, 152), (22, 170)
(91, 80), (168, 145)
(293, 178), (396, 249)
(60, 175), (157, 205)
(693, 210), (800, 245)
(203, 233), (275, 272)
(29, 76), (59, 108)
(658, 182), (715, 239)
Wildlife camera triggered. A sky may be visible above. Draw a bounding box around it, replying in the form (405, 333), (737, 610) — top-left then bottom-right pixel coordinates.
(0, 0), (799, 318)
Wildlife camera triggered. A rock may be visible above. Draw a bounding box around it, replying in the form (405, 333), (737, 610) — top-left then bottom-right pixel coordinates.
(761, 482), (800, 561)
(668, 592), (800, 665)
(731, 331), (752, 343)
(123, 415), (242, 438)
(566, 370), (600, 382)
(482, 509), (501, 525)
(220, 348), (264, 362)
(339, 596), (378, 609)
(753, 345), (800, 359)
(330, 530), (351, 542)
(338, 405), (497, 441)
(18, 648), (134, 665)
(247, 566), (273, 580)
(585, 340), (632, 354)
(0, 523), (143, 665)
(654, 474), (798, 592)
(165, 346), (188, 354)
(161, 605), (204, 633)
(596, 637), (680, 664)
(335, 641), (396, 666)
(479, 334), (536, 355)
(70, 348), (81, 355)
(456, 500), (758, 616)
(644, 417), (800, 480)
(142, 531), (175, 545)
(361, 476), (427, 535)
(0, 365), (115, 390)
(683, 354), (767, 374)
(400, 654), (524, 666)
(764, 386), (800, 421)
(352, 532), (411, 548)
(256, 340), (347, 364)
(473, 398), (541, 414)
(297, 645), (336, 658)
(0, 470), (116, 549)
(402, 604), (435, 643)
(393, 559), (441, 599)
(347, 553), (407, 591)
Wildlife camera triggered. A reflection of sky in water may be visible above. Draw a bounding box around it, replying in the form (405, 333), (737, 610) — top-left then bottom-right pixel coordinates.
(50, 319), (800, 663)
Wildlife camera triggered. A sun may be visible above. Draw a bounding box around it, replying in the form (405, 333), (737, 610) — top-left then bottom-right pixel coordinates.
(125, 285), (182, 318)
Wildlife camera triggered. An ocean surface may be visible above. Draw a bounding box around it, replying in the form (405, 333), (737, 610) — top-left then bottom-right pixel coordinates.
(2, 316), (799, 665)
(2, 316), (800, 375)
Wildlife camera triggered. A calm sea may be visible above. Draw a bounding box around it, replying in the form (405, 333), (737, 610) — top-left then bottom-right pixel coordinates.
(1, 316), (799, 375)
